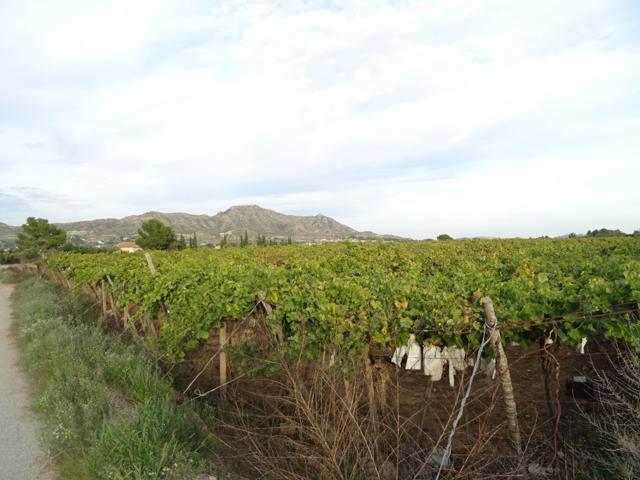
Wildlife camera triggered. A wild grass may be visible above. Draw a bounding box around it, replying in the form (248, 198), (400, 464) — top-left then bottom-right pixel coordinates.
(581, 343), (640, 480)
(10, 278), (212, 479)
(0, 268), (17, 283)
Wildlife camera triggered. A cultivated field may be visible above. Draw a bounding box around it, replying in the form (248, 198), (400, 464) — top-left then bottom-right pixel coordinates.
(47, 238), (640, 364)
(43, 237), (640, 478)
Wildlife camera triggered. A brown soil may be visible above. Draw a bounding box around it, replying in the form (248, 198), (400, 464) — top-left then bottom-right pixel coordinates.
(175, 323), (615, 471)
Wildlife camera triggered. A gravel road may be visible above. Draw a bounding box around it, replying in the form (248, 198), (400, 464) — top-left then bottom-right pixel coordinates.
(0, 280), (55, 479)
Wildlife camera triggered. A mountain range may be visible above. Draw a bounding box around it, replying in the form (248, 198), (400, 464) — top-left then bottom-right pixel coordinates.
(0, 205), (405, 246)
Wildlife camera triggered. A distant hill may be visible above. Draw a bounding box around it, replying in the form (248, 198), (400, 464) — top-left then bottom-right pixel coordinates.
(0, 205), (406, 245)
(0, 222), (19, 248)
(0, 222), (19, 238)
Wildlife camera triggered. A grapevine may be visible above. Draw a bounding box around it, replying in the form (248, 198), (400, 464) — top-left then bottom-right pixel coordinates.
(46, 238), (640, 364)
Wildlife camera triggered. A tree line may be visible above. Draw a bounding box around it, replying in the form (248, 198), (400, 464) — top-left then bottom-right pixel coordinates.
(1, 216), (296, 264)
(3, 215), (639, 264)
(136, 219), (293, 250)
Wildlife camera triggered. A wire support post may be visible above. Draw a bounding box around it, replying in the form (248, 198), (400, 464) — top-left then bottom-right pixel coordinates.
(482, 296), (524, 472)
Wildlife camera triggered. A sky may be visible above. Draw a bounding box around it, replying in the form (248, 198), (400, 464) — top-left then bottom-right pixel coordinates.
(0, 0), (639, 239)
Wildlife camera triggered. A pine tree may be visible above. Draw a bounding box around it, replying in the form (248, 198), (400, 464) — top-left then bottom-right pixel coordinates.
(136, 219), (175, 250)
(16, 217), (67, 259)
(287, 236), (292, 245)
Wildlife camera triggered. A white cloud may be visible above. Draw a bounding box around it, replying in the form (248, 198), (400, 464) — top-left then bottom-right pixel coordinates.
(0, 0), (638, 236)
(237, 144), (640, 239)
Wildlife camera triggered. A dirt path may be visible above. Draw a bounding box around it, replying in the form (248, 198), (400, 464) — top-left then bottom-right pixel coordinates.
(0, 281), (55, 479)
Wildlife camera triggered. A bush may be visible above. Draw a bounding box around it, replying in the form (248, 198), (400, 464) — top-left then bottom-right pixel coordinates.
(0, 249), (20, 264)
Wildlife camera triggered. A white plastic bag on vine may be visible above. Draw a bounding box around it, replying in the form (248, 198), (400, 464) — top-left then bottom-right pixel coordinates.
(577, 337), (587, 354)
(480, 357), (496, 379)
(391, 344), (407, 367)
(405, 334), (422, 370)
(423, 345), (443, 381)
(442, 346), (466, 387)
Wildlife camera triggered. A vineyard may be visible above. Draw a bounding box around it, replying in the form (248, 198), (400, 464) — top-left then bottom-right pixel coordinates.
(45, 237), (640, 365)
(43, 237), (640, 477)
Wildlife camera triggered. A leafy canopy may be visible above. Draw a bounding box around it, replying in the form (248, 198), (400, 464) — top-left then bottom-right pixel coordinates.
(47, 237), (640, 364)
(586, 228), (627, 238)
(136, 219), (175, 250)
(16, 217), (66, 257)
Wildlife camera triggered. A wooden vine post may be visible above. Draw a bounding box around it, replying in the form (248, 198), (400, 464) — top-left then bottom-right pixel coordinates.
(144, 252), (158, 335)
(100, 279), (107, 317)
(363, 347), (378, 431)
(219, 321), (228, 390)
(482, 297), (524, 466)
(540, 340), (557, 419)
(105, 275), (117, 319)
(144, 252), (157, 275)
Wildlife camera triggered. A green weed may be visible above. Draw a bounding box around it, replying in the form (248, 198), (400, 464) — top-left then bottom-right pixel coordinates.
(0, 269), (16, 283)
(11, 278), (211, 479)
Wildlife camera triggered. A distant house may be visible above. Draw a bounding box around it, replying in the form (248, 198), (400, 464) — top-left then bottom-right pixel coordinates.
(116, 242), (142, 253)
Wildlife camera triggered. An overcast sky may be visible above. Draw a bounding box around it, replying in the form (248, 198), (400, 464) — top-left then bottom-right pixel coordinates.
(1, 0), (639, 238)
